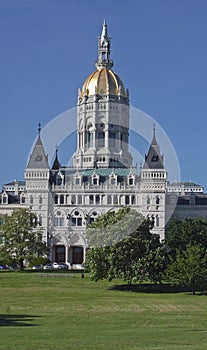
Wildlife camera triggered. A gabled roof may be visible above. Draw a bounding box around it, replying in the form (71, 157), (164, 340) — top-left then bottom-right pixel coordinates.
(143, 128), (164, 170)
(26, 134), (49, 169)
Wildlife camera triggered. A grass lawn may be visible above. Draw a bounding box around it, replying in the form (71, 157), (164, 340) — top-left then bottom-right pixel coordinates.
(0, 271), (207, 350)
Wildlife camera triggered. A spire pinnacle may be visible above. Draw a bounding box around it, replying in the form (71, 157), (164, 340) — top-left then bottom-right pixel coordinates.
(152, 122), (157, 144)
(96, 20), (114, 69)
(101, 19), (108, 38)
(153, 122), (156, 137)
(52, 145), (61, 170)
(38, 122), (41, 135)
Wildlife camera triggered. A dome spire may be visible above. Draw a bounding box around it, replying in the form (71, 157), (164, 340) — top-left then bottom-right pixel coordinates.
(96, 20), (114, 69)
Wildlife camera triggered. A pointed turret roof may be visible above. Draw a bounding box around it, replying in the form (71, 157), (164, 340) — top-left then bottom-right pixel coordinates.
(52, 146), (61, 170)
(143, 125), (164, 169)
(26, 124), (49, 169)
(95, 20), (113, 69)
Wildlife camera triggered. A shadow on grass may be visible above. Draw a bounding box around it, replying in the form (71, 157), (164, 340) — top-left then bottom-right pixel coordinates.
(0, 314), (41, 327)
(109, 283), (207, 295)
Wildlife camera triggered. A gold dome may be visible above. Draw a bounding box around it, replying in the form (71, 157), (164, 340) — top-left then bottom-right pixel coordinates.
(81, 68), (127, 97)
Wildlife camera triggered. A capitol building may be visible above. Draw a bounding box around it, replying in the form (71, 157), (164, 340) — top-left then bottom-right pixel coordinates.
(1, 22), (207, 265)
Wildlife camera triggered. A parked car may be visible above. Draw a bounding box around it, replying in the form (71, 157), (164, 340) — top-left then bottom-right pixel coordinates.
(32, 264), (43, 270)
(43, 263), (53, 270)
(0, 265), (7, 270)
(72, 263), (84, 270)
(53, 262), (68, 269)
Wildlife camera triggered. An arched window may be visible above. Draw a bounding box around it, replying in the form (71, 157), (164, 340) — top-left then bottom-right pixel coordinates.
(125, 196), (130, 205)
(147, 196), (150, 205)
(71, 210), (83, 227)
(30, 195), (33, 205)
(39, 215), (42, 226)
(88, 132), (93, 148)
(93, 178), (98, 185)
(156, 196), (160, 205)
(88, 211), (98, 224)
(37, 233), (42, 242)
(156, 216), (159, 227)
(98, 132), (105, 147)
(2, 196), (7, 204)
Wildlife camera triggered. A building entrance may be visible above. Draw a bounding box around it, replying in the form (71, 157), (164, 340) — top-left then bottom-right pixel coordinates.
(55, 245), (65, 262)
(72, 246), (83, 264)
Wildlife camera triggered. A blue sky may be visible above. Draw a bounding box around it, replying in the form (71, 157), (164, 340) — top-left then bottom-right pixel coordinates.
(0, 0), (207, 188)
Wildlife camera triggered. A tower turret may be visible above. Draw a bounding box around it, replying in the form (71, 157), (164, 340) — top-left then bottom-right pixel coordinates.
(140, 125), (167, 241)
(25, 124), (51, 243)
(73, 21), (132, 169)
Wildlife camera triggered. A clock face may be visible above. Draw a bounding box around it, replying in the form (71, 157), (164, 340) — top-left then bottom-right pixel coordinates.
(35, 154), (43, 161)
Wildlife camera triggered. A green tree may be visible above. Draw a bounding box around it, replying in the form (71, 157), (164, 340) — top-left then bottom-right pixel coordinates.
(134, 245), (167, 284)
(86, 206), (145, 247)
(166, 244), (207, 294)
(86, 207), (165, 286)
(0, 208), (49, 270)
(108, 218), (162, 286)
(165, 218), (207, 258)
(86, 246), (111, 281)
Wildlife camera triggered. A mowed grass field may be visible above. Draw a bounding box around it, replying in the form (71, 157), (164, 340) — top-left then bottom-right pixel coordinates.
(0, 271), (207, 350)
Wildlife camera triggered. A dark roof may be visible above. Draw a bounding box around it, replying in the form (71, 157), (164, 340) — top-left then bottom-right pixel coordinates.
(169, 181), (202, 187)
(52, 149), (61, 170)
(167, 193), (207, 206)
(52, 167), (138, 177)
(26, 134), (49, 169)
(143, 131), (164, 170)
(195, 195), (207, 205)
(3, 181), (25, 187)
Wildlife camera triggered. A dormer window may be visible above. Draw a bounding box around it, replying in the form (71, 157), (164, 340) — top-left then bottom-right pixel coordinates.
(92, 172), (99, 186)
(2, 195), (7, 204)
(151, 154), (159, 162)
(110, 173), (117, 185)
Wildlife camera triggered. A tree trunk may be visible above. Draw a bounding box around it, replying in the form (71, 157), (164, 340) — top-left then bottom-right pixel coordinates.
(19, 258), (24, 271)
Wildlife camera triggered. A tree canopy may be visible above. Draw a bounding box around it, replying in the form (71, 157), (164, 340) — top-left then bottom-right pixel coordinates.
(0, 208), (49, 270)
(165, 217), (207, 257)
(166, 243), (207, 294)
(87, 213), (207, 292)
(86, 207), (165, 285)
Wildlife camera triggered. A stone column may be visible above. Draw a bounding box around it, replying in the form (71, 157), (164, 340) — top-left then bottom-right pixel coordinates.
(65, 245), (69, 264)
